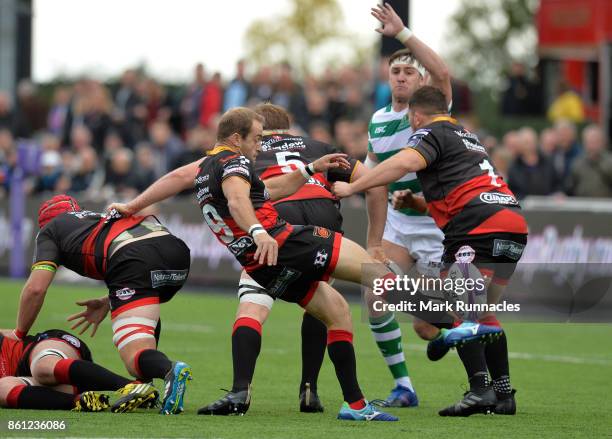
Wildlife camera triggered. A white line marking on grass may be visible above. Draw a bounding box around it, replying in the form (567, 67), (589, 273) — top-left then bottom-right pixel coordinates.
(162, 323), (214, 333)
(405, 344), (612, 366)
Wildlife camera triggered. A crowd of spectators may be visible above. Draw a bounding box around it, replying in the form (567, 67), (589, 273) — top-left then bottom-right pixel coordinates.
(467, 117), (612, 199)
(0, 60), (610, 203)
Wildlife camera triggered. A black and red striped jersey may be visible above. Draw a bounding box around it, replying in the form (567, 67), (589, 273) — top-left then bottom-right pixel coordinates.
(33, 212), (148, 279)
(194, 146), (293, 271)
(254, 134), (357, 203)
(408, 117), (528, 239)
(0, 335), (24, 378)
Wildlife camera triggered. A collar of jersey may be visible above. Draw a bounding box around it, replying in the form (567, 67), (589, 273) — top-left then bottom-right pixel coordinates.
(262, 130), (290, 136)
(431, 116), (457, 124)
(206, 145), (241, 156)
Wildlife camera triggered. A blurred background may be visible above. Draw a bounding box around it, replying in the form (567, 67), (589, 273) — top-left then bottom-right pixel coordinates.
(1, 0), (612, 285)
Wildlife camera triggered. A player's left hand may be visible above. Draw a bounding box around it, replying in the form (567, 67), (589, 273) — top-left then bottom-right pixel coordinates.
(253, 232), (279, 266)
(332, 181), (354, 198)
(312, 153), (351, 173)
(371, 3), (404, 37)
(67, 296), (110, 337)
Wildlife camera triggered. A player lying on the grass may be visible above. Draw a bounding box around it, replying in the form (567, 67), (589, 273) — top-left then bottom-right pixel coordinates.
(0, 328), (156, 412)
(333, 86), (528, 417)
(233, 103), (390, 413)
(108, 107), (501, 421)
(9, 196), (192, 415)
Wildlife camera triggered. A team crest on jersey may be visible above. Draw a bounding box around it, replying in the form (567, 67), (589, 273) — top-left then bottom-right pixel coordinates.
(61, 334), (81, 348)
(313, 226), (331, 239)
(406, 129), (431, 148)
(314, 249), (329, 267)
(115, 287), (136, 301)
(455, 245), (476, 263)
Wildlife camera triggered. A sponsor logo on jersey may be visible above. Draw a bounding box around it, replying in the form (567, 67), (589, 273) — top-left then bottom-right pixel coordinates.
(115, 287), (136, 301)
(150, 270), (189, 288)
(261, 137), (305, 152)
(453, 130), (479, 141)
(461, 138), (486, 154)
(61, 334), (81, 348)
(196, 186), (211, 203)
(313, 226), (331, 239)
(223, 165), (250, 178)
(455, 245), (476, 263)
(267, 267), (301, 298)
(492, 239), (525, 260)
(68, 210), (99, 219)
(228, 235), (254, 256)
(479, 192), (518, 205)
(314, 249), (329, 267)
(374, 126), (386, 134)
(195, 175), (209, 184)
(406, 129), (431, 147)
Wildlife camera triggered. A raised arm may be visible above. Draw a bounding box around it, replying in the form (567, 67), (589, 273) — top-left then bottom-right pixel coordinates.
(372, 3), (452, 104)
(108, 159), (202, 216)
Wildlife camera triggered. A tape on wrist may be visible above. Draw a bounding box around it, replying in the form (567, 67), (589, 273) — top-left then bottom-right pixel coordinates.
(395, 27), (413, 44)
(306, 163), (316, 176)
(249, 224), (266, 238)
(14, 329), (26, 340)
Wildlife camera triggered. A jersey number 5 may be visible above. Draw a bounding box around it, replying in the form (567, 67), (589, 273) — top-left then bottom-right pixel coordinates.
(276, 151), (305, 173)
(479, 159), (501, 187)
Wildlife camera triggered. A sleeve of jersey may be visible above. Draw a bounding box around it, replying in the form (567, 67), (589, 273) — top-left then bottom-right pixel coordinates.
(327, 157), (359, 183)
(407, 129), (439, 166)
(31, 229), (60, 273)
(220, 156), (252, 185)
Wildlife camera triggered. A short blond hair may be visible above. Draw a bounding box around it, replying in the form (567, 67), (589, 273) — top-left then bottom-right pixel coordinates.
(217, 107), (265, 141)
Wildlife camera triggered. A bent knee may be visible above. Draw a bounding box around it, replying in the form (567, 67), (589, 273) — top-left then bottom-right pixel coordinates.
(31, 357), (61, 386)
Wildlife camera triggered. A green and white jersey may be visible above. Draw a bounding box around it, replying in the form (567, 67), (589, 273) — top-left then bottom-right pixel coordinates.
(368, 104), (426, 217)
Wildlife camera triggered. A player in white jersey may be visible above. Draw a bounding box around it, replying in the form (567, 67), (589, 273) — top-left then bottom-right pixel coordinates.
(363, 3), (453, 407)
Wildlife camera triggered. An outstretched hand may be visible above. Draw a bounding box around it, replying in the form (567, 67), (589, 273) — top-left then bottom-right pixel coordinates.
(312, 153), (351, 173)
(371, 3), (404, 37)
(67, 297), (110, 337)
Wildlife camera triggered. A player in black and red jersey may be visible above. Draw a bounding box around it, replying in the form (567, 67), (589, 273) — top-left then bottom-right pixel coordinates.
(333, 86), (528, 417)
(0, 327), (153, 412)
(234, 103), (388, 413)
(10, 195), (192, 414)
(109, 107), (498, 421)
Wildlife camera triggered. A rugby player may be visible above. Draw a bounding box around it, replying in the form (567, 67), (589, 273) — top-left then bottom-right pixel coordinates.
(9, 195), (192, 414)
(108, 107), (500, 421)
(0, 328), (154, 412)
(333, 86), (528, 416)
(365, 3), (452, 407)
(234, 103), (387, 413)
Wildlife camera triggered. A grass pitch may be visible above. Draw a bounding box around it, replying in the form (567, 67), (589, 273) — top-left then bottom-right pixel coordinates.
(0, 278), (610, 438)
